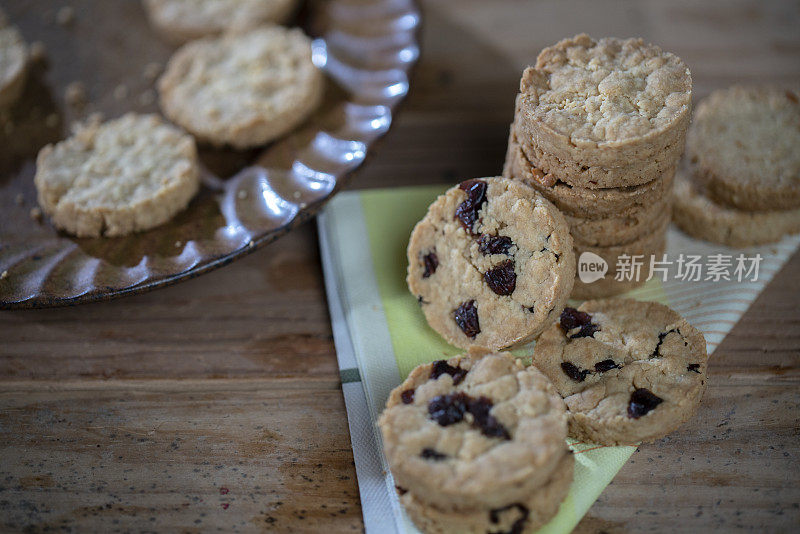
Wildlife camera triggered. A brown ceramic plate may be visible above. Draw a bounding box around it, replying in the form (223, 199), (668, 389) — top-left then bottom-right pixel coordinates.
(0, 0), (420, 309)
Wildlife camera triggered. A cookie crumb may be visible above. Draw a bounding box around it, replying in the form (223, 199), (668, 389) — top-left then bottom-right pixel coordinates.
(113, 84), (129, 101)
(174, 240), (183, 248)
(56, 6), (75, 26)
(237, 190), (248, 200)
(247, 240), (255, 248)
(0, 270), (7, 280)
(292, 191), (301, 199)
(15, 193), (24, 205)
(30, 207), (43, 222)
(65, 81), (88, 109)
(30, 41), (48, 63)
(143, 62), (162, 81)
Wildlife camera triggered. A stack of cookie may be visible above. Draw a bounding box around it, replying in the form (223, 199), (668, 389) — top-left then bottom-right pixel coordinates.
(504, 34), (692, 299)
(379, 350), (575, 534)
(673, 86), (800, 247)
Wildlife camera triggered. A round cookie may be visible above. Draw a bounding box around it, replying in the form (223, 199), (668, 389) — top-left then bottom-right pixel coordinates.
(158, 26), (323, 149)
(34, 113), (200, 237)
(532, 299), (708, 446)
(570, 218), (668, 300)
(398, 451), (574, 534)
(687, 86), (800, 210)
(503, 128), (676, 218)
(143, 0), (297, 44)
(516, 34), (692, 174)
(673, 169), (800, 247)
(379, 350), (571, 511)
(512, 97), (685, 190)
(565, 204), (670, 248)
(407, 177), (575, 350)
(0, 8), (29, 109)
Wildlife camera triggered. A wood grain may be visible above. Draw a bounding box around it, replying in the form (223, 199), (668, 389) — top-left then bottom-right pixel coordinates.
(1, 0), (799, 532)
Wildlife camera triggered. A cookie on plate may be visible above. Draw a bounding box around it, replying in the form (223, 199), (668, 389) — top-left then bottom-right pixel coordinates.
(516, 34), (692, 179)
(143, 0), (297, 44)
(0, 8), (29, 109)
(687, 86), (800, 211)
(503, 128), (676, 219)
(407, 177), (575, 350)
(34, 113), (200, 237)
(379, 350), (571, 512)
(532, 299), (708, 446)
(673, 169), (800, 247)
(158, 26), (323, 149)
(398, 450), (573, 534)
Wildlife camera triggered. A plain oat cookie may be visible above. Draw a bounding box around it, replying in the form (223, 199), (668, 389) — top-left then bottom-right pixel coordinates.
(379, 350), (571, 513)
(532, 299), (708, 446)
(407, 177), (575, 351)
(143, 0), (297, 44)
(158, 26), (323, 149)
(0, 7), (29, 109)
(673, 169), (800, 247)
(34, 113), (200, 237)
(517, 34), (692, 173)
(687, 86), (800, 211)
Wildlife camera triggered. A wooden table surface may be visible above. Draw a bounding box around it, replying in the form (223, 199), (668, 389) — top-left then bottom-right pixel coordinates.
(2, 1), (800, 532)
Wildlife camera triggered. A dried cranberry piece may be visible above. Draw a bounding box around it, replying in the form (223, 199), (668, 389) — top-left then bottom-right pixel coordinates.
(594, 359), (620, 373)
(687, 363), (701, 373)
(478, 234), (513, 255)
(467, 396), (511, 439)
(400, 389), (415, 404)
(454, 179), (488, 234)
(489, 503), (529, 534)
(430, 360), (467, 385)
(428, 392), (469, 426)
(427, 393), (511, 439)
(559, 307), (600, 339)
(420, 448), (448, 461)
(484, 260), (516, 295)
(561, 362), (589, 382)
(454, 300), (480, 338)
(422, 251), (438, 278)
(627, 388), (663, 418)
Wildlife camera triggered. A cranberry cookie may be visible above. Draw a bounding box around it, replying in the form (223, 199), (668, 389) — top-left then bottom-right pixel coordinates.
(532, 299), (708, 446)
(398, 450), (573, 534)
(407, 177), (575, 350)
(379, 350), (571, 512)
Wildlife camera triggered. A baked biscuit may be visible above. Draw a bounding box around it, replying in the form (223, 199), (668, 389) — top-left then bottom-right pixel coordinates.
(516, 34), (691, 179)
(687, 86), (800, 210)
(379, 350), (571, 511)
(143, 0), (297, 44)
(673, 169), (800, 247)
(407, 177), (575, 350)
(533, 299), (708, 445)
(34, 113), (199, 237)
(158, 26), (323, 149)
